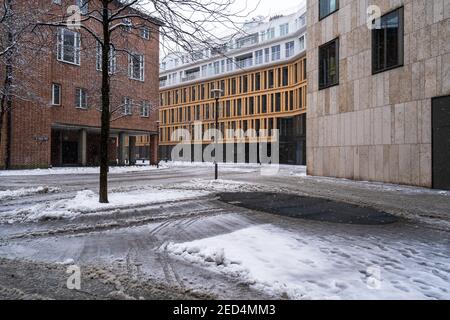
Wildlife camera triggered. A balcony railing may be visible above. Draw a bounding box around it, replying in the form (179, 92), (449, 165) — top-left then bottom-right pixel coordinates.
(182, 72), (200, 82)
(236, 59), (253, 69)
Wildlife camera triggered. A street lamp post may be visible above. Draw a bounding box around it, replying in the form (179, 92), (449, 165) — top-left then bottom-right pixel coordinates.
(156, 120), (161, 168)
(211, 88), (223, 180)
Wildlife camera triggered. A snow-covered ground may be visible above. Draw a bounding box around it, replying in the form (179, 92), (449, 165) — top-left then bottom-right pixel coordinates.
(0, 186), (60, 200)
(0, 165), (160, 176)
(166, 224), (450, 300)
(5, 188), (207, 223)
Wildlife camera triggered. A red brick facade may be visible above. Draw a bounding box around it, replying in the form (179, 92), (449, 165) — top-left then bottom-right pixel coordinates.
(0, 0), (160, 168)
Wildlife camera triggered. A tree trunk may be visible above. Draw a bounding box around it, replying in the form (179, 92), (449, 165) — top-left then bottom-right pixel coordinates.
(2, 0), (13, 169)
(99, 2), (111, 203)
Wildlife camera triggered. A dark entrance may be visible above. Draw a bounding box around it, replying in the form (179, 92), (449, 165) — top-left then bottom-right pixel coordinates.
(62, 141), (78, 165)
(432, 95), (450, 190)
(277, 114), (306, 165)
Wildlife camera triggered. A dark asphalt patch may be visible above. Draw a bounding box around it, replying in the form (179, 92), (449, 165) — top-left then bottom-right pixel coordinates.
(218, 192), (398, 225)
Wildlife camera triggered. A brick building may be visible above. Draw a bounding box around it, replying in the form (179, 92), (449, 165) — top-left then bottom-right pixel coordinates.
(306, 0), (450, 190)
(0, 0), (161, 169)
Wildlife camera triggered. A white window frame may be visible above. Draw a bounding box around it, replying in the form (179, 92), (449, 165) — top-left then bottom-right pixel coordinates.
(52, 83), (61, 106)
(123, 97), (133, 115)
(267, 28), (275, 40)
(57, 28), (81, 65)
(75, 88), (87, 109)
(140, 26), (150, 40)
(271, 45), (281, 61)
(128, 53), (145, 81)
(141, 101), (150, 117)
(285, 41), (295, 58)
(96, 42), (117, 74)
(255, 49), (263, 65)
(264, 48), (270, 63)
(123, 18), (132, 32)
(280, 23), (289, 36)
(299, 35), (305, 51)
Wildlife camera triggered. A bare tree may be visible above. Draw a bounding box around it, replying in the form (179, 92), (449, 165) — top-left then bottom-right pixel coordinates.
(37, 0), (257, 203)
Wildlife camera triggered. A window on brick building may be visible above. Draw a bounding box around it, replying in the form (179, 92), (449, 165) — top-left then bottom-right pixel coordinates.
(96, 42), (116, 73)
(140, 26), (150, 40)
(319, 38), (339, 90)
(141, 101), (150, 117)
(75, 88), (87, 109)
(52, 83), (61, 106)
(123, 18), (132, 32)
(319, 0), (339, 20)
(128, 53), (144, 81)
(122, 97), (133, 115)
(57, 28), (80, 65)
(372, 7), (404, 74)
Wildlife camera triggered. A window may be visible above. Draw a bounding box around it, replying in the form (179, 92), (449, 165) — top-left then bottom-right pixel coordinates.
(299, 35), (305, 51)
(319, 38), (339, 90)
(214, 61), (220, 74)
(75, 88), (87, 109)
(285, 41), (294, 58)
(267, 28), (275, 40)
(52, 83), (61, 106)
(57, 28), (80, 65)
(75, 0), (88, 15)
(128, 53), (144, 81)
(319, 0), (339, 20)
(271, 45), (280, 61)
(280, 23), (289, 36)
(226, 58), (233, 72)
(372, 7), (404, 74)
(255, 50), (263, 65)
(264, 48), (270, 63)
(140, 26), (150, 40)
(96, 42), (116, 73)
(123, 18), (132, 32)
(141, 101), (150, 117)
(122, 97), (132, 115)
(52, 0), (61, 4)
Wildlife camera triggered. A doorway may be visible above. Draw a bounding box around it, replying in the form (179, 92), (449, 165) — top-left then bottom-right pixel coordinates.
(432, 95), (450, 190)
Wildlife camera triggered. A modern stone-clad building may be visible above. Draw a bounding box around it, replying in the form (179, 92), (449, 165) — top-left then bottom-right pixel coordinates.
(158, 6), (308, 165)
(0, 0), (161, 169)
(306, 0), (450, 189)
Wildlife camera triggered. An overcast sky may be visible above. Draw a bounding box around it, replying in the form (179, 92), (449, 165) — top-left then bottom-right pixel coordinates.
(236, 0), (306, 19)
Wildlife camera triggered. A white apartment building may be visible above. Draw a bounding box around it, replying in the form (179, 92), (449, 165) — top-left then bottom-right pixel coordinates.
(159, 5), (307, 88)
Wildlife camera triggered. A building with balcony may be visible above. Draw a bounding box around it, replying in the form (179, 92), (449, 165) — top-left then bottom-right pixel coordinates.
(0, 0), (161, 169)
(306, 0), (450, 190)
(158, 5), (308, 165)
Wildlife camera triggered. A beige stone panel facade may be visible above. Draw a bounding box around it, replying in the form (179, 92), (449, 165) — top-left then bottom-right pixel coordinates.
(306, 0), (450, 187)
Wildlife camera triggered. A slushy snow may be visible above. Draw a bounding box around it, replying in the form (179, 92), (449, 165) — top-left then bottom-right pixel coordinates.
(166, 224), (450, 300)
(9, 188), (207, 222)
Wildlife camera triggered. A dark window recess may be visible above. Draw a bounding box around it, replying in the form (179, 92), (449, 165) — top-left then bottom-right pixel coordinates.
(268, 70), (274, 88)
(237, 99), (242, 116)
(249, 97), (254, 115)
(242, 76), (248, 93)
(275, 93), (281, 112)
(319, 38), (339, 90)
(282, 67), (289, 86)
(226, 101), (231, 117)
(372, 7), (404, 74)
(231, 78), (237, 95)
(319, 0), (339, 20)
(262, 95), (267, 113)
(255, 73), (261, 91)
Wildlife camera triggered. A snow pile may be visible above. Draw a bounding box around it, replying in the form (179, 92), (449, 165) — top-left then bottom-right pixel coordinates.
(0, 186), (60, 201)
(11, 188), (207, 222)
(0, 166), (160, 176)
(166, 224), (450, 300)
